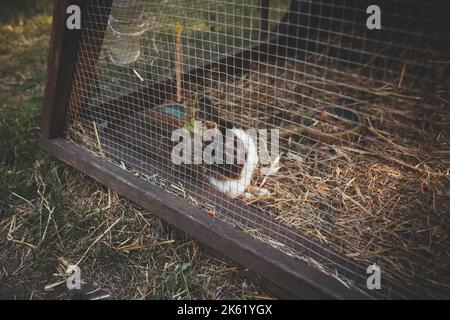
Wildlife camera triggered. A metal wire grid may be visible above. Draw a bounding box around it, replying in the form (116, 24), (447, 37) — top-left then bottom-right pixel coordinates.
(65, 0), (449, 299)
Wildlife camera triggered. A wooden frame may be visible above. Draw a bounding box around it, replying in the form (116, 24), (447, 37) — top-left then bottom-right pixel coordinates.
(41, 0), (398, 300)
(42, 138), (365, 299)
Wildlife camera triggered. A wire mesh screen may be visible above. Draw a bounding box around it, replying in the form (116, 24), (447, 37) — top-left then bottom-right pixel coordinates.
(65, 0), (450, 299)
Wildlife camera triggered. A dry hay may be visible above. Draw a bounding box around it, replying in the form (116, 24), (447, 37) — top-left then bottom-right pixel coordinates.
(206, 56), (450, 298)
(0, 159), (267, 299)
(66, 42), (450, 298)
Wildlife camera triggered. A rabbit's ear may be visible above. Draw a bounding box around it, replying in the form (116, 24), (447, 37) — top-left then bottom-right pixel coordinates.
(197, 95), (219, 123)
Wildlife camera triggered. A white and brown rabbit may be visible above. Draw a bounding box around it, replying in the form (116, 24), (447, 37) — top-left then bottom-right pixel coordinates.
(128, 95), (258, 197)
(197, 95), (259, 197)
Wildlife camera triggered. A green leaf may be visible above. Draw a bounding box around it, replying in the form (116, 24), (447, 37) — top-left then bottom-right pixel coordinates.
(181, 262), (192, 272)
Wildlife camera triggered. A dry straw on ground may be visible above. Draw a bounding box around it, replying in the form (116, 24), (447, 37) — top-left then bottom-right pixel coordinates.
(206, 56), (450, 298)
(68, 43), (449, 298)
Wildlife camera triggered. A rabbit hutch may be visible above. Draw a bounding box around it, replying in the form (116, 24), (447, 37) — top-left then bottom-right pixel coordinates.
(41, 0), (449, 299)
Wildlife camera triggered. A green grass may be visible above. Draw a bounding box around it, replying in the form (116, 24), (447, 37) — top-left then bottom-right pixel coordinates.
(0, 2), (268, 300)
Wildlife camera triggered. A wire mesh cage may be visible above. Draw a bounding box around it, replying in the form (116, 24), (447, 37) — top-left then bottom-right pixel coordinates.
(42, 0), (450, 299)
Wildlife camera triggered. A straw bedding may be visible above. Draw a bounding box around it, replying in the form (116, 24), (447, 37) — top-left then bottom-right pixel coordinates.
(204, 56), (450, 298)
(68, 47), (449, 299)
